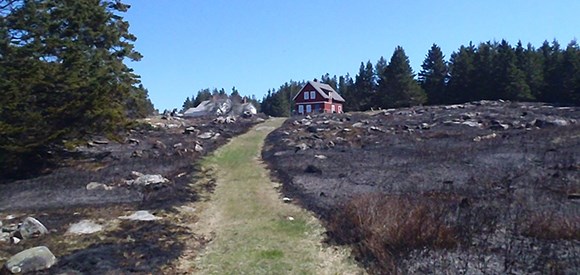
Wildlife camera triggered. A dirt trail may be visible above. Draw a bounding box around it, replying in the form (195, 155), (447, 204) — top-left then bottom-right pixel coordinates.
(174, 118), (363, 274)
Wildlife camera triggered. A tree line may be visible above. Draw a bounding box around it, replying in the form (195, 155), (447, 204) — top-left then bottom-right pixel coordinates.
(260, 39), (580, 116)
(0, 0), (154, 179)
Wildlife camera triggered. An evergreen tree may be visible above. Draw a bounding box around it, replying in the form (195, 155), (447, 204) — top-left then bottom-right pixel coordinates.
(338, 74), (356, 112)
(182, 97), (193, 111)
(494, 40), (533, 100)
(539, 40), (564, 103)
(230, 86), (242, 103)
(0, 0), (143, 177)
(192, 88), (212, 107)
(473, 41), (498, 100)
(381, 46), (426, 108)
(418, 44), (448, 105)
(353, 61), (376, 110)
(448, 44), (476, 103)
(321, 73), (338, 89)
(522, 43), (545, 99)
(560, 40), (580, 105)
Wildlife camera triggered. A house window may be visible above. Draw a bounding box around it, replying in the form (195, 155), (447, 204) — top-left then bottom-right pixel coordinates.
(331, 104), (336, 113)
(314, 104), (320, 112)
(306, 104), (311, 113)
(304, 92), (309, 100)
(338, 105), (342, 113)
(298, 105), (304, 114)
(310, 91), (315, 100)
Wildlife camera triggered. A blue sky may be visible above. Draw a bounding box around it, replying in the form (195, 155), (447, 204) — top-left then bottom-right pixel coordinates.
(123, 0), (579, 111)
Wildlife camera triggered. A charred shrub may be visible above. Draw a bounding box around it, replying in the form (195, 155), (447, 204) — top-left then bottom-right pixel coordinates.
(521, 210), (580, 241)
(326, 193), (457, 273)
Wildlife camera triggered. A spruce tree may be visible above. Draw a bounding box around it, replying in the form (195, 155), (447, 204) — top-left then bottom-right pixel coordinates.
(448, 44), (476, 103)
(418, 44), (448, 105)
(353, 61), (376, 110)
(0, 0), (143, 177)
(381, 46), (426, 108)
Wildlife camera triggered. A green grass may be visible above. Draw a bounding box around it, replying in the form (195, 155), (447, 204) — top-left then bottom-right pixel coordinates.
(192, 119), (363, 275)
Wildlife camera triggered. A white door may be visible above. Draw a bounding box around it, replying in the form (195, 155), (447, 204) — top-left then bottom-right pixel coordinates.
(331, 105), (335, 113)
(298, 105), (304, 114)
(306, 105), (311, 113)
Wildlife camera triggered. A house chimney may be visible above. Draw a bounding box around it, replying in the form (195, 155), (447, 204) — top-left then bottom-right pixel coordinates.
(313, 78), (318, 82)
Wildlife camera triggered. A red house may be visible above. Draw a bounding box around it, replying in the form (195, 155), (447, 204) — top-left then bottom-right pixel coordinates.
(292, 80), (345, 115)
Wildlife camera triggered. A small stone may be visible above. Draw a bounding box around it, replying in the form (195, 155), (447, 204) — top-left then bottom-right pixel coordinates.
(352, 122), (364, 128)
(173, 143), (183, 148)
(198, 132), (214, 139)
(67, 220), (103, 235)
(119, 210), (161, 221)
(287, 216), (295, 221)
(314, 155), (327, 160)
(4, 246), (56, 274)
(183, 126), (196, 134)
(92, 139), (109, 145)
(86, 182), (112, 191)
(294, 143), (308, 152)
(131, 150), (143, 158)
(12, 237), (21, 244)
(130, 171), (144, 179)
(127, 138), (140, 145)
(282, 197), (292, 203)
(153, 140), (167, 150)
(194, 143), (204, 152)
(19, 217), (48, 239)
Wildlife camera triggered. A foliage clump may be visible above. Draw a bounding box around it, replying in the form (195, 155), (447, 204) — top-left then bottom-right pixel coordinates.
(0, 0), (154, 179)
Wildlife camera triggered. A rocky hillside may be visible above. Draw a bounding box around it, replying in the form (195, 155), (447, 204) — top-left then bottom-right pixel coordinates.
(262, 100), (580, 274)
(0, 114), (264, 274)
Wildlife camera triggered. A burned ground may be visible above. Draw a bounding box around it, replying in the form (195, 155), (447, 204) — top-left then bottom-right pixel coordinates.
(262, 101), (580, 274)
(0, 115), (264, 274)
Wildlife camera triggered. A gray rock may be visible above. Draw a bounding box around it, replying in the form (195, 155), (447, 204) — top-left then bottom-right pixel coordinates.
(129, 174), (169, 187)
(153, 140), (167, 150)
(462, 121), (481, 128)
(295, 143), (308, 152)
(534, 118), (569, 128)
(194, 143), (204, 152)
(19, 217), (48, 239)
(490, 120), (510, 130)
(0, 232), (9, 243)
(3, 246), (56, 274)
(86, 182), (112, 191)
(314, 154), (327, 160)
(92, 139), (109, 145)
(130, 171), (144, 179)
(173, 143), (183, 149)
(127, 138), (140, 145)
(255, 118), (265, 122)
(131, 150), (143, 158)
(66, 220), (103, 235)
(352, 122), (364, 128)
(198, 132), (214, 139)
(183, 126), (196, 134)
(119, 210), (161, 221)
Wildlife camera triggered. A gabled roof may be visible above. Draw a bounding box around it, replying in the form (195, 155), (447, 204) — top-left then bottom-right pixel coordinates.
(292, 80), (346, 102)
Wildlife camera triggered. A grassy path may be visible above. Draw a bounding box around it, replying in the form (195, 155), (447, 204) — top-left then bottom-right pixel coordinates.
(189, 118), (363, 275)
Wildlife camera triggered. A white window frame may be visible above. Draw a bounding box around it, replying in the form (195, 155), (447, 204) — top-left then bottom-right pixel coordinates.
(310, 91), (315, 100)
(304, 92), (309, 100)
(298, 105), (304, 114)
(331, 104), (336, 113)
(306, 104), (311, 113)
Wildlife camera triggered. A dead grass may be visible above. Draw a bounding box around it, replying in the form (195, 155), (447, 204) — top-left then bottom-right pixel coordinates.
(521, 210), (580, 241)
(327, 193), (457, 274)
